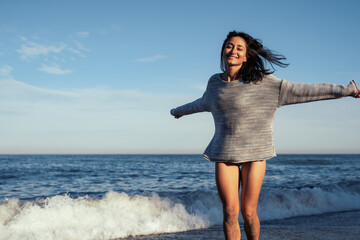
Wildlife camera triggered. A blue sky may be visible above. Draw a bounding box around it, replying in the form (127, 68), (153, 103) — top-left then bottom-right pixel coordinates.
(0, 0), (359, 154)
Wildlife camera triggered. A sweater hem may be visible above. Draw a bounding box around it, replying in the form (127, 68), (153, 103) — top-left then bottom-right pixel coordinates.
(203, 152), (277, 163)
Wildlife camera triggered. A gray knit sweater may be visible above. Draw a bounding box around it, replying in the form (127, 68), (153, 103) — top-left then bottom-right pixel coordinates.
(171, 74), (359, 163)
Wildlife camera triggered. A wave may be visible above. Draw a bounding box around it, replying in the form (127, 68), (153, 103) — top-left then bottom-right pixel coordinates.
(0, 192), (210, 240)
(259, 185), (360, 220)
(1, 186), (360, 240)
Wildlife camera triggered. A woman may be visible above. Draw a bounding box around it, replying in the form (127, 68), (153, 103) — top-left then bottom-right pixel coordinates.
(170, 31), (360, 240)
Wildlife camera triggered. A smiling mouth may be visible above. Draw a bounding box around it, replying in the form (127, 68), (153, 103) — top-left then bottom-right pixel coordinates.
(227, 56), (238, 58)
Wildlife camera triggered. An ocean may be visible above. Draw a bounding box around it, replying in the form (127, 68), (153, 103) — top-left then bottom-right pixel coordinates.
(1, 154), (360, 240)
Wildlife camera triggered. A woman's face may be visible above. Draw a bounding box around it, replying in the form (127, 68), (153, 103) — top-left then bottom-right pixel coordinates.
(223, 36), (247, 69)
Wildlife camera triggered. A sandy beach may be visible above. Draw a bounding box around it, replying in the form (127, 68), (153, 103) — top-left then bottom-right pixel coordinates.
(124, 210), (360, 240)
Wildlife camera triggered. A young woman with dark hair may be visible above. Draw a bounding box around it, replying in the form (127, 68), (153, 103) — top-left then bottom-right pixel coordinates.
(171, 31), (360, 240)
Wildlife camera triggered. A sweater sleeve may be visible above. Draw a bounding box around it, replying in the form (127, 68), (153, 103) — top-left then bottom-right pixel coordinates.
(278, 79), (359, 107)
(170, 91), (210, 117)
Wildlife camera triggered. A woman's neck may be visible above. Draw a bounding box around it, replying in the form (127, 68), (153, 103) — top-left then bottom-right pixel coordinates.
(222, 67), (241, 82)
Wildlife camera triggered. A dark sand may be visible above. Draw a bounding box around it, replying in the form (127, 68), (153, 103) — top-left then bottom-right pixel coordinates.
(123, 210), (360, 240)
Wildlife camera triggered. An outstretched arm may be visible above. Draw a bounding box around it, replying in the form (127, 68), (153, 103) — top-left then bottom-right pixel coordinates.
(170, 96), (209, 119)
(278, 80), (359, 107)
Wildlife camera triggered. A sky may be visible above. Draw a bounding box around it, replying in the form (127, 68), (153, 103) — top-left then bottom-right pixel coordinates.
(0, 0), (359, 154)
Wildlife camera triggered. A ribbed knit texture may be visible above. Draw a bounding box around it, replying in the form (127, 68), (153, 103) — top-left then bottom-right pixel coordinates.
(171, 74), (359, 163)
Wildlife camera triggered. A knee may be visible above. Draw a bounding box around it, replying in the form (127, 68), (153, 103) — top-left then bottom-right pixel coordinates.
(223, 205), (239, 220)
(241, 206), (257, 222)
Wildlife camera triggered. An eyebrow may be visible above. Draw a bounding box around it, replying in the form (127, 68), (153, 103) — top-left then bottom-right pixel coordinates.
(227, 42), (245, 48)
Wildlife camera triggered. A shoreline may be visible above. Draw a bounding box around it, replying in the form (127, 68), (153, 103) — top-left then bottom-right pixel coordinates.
(123, 210), (360, 240)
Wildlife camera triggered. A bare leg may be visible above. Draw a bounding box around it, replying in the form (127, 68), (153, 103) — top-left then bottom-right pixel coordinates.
(215, 162), (241, 240)
(240, 160), (266, 240)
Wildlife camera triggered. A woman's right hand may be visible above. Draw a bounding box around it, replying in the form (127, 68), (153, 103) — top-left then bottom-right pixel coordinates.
(170, 108), (181, 118)
(170, 108), (182, 119)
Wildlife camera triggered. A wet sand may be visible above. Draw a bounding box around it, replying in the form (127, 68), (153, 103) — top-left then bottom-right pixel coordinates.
(123, 210), (360, 240)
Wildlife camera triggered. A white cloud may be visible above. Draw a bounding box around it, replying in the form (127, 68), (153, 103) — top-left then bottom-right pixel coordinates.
(0, 79), (76, 100)
(0, 79), (174, 107)
(0, 79), (197, 120)
(16, 37), (90, 69)
(38, 64), (72, 75)
(77, 32), (90, 37)
(17, 40), (67, 60)
(68, 47), (85, 57)
(0, 65), (13, 76)
(75, 41), (90, 52)
(136, 55), (167, 63)
(68, 41), (90, 58)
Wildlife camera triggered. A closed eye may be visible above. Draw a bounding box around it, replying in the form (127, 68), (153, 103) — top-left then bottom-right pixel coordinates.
(226, 43), (234, 48)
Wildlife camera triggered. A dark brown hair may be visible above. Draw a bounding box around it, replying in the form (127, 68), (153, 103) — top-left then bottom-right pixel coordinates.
(220, 31), (289, 82)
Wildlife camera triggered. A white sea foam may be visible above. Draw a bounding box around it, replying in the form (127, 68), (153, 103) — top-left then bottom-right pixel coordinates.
(258, 186), (360, 221)
(1, 187), (359, 239)
(0, 191), (209, 240)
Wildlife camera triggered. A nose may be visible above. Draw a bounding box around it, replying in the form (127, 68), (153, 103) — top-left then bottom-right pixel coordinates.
(229, 48), (237, 54)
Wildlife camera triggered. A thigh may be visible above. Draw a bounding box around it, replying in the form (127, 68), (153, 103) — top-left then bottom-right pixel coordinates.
(215, 162), (241, 208)
(240, 161), (266, 211)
